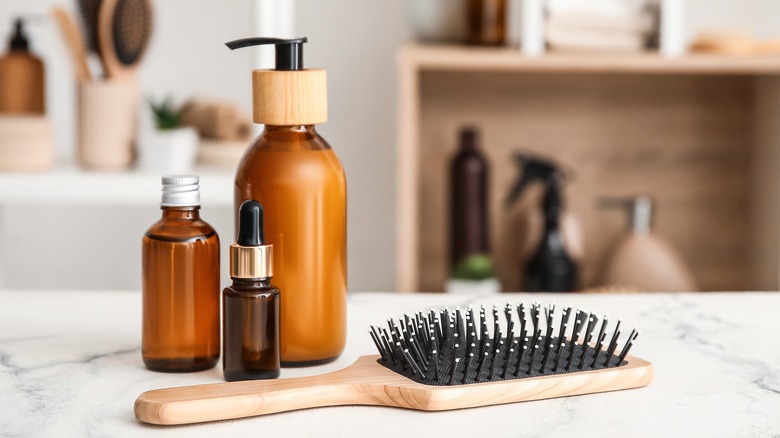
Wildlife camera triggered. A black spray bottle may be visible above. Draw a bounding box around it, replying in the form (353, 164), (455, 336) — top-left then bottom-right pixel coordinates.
(506, 153), (579, 292)
(223, 200), (280, 381)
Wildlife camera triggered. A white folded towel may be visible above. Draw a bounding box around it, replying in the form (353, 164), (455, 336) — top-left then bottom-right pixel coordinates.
(548, 0), (652, 19)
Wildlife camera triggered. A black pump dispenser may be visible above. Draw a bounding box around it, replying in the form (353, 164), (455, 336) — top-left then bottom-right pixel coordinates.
(506, 153), (578, 292)
(237, 200), (265, 246)
(9, 18), (29, 52)
(225, 37), (307, 70)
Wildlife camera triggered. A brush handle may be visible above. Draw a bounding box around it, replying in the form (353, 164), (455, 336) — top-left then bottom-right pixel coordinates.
(135, 354), (654, 426)
(135, 360), (389, 425)
(51, 7), (92, 81)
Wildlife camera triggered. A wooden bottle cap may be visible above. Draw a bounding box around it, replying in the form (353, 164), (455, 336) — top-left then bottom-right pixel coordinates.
(252, 69), (327, 125)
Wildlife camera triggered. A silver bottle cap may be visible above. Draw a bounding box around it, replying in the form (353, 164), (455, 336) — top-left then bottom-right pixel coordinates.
(161, 175), (200, 207)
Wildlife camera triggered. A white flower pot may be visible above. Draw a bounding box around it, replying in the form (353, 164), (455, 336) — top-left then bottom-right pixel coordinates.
(137, 127), (198, 174)
(445, 278), (501, 294)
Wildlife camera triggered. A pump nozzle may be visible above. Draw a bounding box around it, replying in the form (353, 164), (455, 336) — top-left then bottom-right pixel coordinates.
(504, 152), (563, 209)
(225, 35), (325, 126)
(225, 37), (307, 70)
(599, 195), (654, 234)
(9, 18), (29, 51)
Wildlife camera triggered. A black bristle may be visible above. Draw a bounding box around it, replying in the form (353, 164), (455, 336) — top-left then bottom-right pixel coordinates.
(369, 328), (387, 361)
(371, 303), (641, 386)
(555, 341), (567, 371)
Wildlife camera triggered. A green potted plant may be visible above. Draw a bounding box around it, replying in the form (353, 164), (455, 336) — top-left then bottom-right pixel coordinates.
(137, 97), (198, 173)
(446, 254), (501, 293)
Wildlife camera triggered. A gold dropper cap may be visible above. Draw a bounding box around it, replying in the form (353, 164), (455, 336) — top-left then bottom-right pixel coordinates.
(230, 243), (273, 279)
(231, 200), (273, 279)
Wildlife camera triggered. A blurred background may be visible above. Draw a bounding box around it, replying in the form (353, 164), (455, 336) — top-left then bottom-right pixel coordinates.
(1, 0), (780, 293)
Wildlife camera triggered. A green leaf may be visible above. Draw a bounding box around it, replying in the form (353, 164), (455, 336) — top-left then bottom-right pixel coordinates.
(148, 96), (181, 130)
(452, 254), (495, 281)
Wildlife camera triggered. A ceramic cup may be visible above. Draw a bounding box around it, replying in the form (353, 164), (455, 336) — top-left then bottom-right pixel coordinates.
(77, 79), (139, 170)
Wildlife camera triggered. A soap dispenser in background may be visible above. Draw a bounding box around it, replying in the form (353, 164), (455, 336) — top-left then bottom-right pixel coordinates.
(505, 153), (583, 292)
(0, 18), (45, 114)
(600, 195), (698, 292)
(227, 37), (346, 366)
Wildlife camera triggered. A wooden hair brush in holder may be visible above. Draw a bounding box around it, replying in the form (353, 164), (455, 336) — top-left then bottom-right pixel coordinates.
(135, 302), (653, 425)
(98, 0), (152, 78)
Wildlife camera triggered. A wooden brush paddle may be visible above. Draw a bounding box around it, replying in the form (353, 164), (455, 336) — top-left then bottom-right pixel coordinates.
(98, 0), (152, 78)
(135, 302), (654, 425)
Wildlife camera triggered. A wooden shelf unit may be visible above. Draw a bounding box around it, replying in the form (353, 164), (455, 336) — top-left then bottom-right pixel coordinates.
(397, 44), (780, 292)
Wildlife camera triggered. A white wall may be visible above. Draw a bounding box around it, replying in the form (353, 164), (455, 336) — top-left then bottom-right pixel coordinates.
(0, 0), (408, 292)
(0, 0), (777, 292)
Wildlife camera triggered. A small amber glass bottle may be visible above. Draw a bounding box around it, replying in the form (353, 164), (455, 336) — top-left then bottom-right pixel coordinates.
(466, 0), (507, 46)
(142, 176), (220, 372)
(223, 200), (280, 381)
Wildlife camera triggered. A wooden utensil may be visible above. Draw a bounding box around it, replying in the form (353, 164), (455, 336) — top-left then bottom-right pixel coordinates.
(51, 7), (92, 81)
(135, 354), (653, 425)
(98, 0), (152, 78)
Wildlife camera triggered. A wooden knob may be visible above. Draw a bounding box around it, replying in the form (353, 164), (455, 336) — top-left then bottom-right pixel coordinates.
(252, 69), (327, 125)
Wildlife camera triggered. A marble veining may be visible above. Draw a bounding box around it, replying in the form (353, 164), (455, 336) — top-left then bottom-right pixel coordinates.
(1, 291), (779, 437)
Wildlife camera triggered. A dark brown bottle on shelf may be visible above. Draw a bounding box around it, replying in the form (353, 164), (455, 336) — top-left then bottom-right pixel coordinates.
(142, 176), (220, 372)
(223, 200), (280, 381)
(450, 127), (490, 269)
(466, 0), (507, 46)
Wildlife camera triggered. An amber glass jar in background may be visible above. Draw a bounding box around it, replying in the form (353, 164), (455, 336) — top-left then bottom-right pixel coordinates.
(466, 0), (507, 46)
(235, 125), (347, 366)
(142, 176), (220, 372)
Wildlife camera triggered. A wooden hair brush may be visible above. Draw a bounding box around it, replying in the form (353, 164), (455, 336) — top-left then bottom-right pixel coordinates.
(135, 302), (653, 425)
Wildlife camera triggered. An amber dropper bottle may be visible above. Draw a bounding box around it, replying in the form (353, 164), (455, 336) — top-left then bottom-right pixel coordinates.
(142, 176), (220, 372)
(223, 200), (281, 381)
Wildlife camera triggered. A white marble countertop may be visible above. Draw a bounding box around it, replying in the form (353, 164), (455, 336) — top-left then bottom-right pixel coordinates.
(2, 290), (780, 437)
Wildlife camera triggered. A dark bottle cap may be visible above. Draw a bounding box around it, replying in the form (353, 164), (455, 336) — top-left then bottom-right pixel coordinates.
(459, 127), (479, 151)
(9, 18), (29, 52)
(225, 37), (307, 71)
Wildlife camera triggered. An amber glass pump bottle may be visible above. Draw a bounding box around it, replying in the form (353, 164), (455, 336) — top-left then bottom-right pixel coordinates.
(223, 200), (280, 381)
(0, 18), (45, 114)
(142, 176), (220, 372)
(227, 37), (346, 366)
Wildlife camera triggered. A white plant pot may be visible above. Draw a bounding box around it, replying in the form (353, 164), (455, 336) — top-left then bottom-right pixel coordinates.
(137, 127), (198, 174)
(445, 278), (502, 294)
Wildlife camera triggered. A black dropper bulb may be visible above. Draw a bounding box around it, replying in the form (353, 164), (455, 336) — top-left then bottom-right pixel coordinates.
(237, 200), (265, 246)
